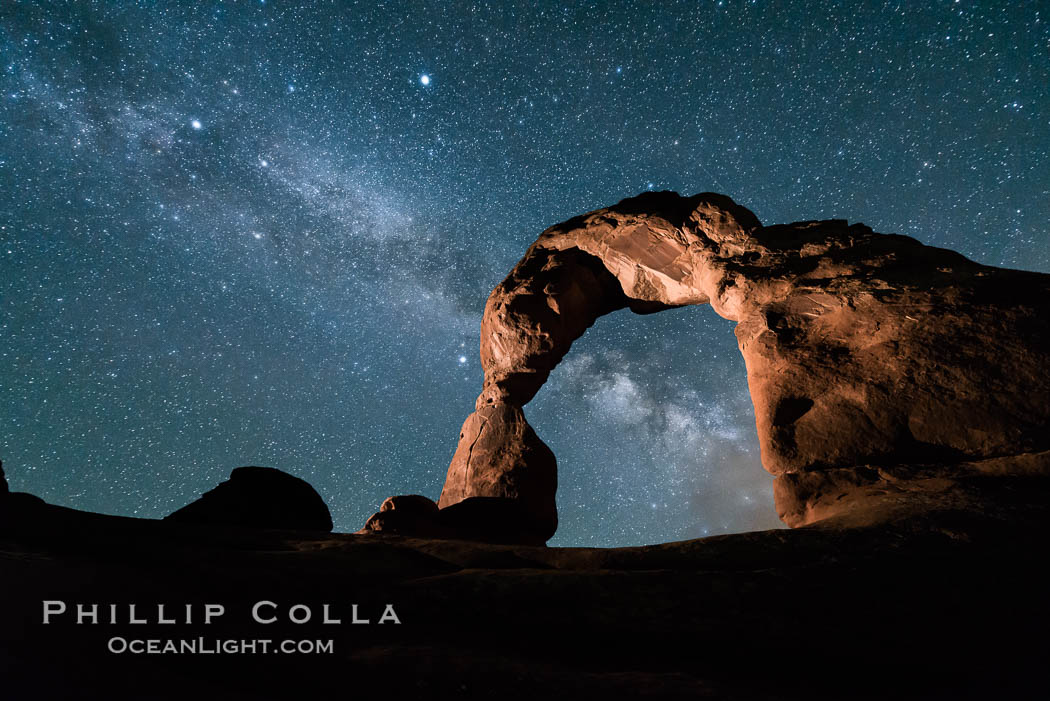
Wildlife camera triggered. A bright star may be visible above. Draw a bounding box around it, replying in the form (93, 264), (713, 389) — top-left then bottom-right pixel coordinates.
(458, 356), (467, 364)
(191, 119), (202, 130)
(420, 74), (431, 86)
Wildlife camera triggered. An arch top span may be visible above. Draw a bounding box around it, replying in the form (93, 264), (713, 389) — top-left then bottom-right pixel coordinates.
(476, 191), (764, 413)
(364, 191), (1050, 545)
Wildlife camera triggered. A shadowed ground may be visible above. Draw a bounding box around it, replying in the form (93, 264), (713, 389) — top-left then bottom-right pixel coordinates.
(2, 495), (1049, 699)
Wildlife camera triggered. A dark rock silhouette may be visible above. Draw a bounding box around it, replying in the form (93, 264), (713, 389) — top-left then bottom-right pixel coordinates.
(360, 494), (549, 545)
(436, 496), (552, 545)
(378, 493), (440, 516)
(0, 460), (49, 530)
(165, 466), (333, 532)
(366, 191), (1050, 542)
(361, 494), (439, 535)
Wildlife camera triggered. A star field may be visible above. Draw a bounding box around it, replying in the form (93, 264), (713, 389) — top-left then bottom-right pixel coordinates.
(2, 1), (1047, 546)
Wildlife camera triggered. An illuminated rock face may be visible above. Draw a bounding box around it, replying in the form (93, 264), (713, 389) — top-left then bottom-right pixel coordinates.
(433, 191), (1050, 538)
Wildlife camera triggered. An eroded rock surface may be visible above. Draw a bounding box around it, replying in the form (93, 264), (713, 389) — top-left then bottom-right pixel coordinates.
(166, 466), (333, 532)
(405, 191), (1050, 539)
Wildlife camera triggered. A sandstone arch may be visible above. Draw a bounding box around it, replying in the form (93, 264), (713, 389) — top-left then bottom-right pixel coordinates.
(367, 191), (1050, 544)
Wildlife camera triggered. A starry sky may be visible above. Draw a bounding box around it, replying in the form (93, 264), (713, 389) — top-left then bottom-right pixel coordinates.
(1, 1), (1047, 547)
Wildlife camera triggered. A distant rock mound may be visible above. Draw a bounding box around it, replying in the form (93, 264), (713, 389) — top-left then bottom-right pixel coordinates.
(166, 466), (333, 532)
(0, 461), (50, 531)
(366, 190), (1050, 543)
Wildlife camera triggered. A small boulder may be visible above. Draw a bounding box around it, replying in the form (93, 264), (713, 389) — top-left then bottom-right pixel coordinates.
(360, 494), (551, 546)
(165, 466), (333, 532)
(361, 494), (441, 536)
(380, 494), (439, 515)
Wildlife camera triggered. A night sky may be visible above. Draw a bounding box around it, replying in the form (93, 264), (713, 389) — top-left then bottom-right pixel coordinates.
(2, 1), (1047, 547)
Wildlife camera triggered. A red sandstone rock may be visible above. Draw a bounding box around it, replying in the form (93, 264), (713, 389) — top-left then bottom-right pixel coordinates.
(428, 191), (1050, 535)
(438, 402), (557, 540)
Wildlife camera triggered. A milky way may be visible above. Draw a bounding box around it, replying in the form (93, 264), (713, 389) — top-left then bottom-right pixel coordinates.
(2, 2), (1047, 546)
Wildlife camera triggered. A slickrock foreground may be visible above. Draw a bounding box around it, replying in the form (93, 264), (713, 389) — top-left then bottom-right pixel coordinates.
(367, 191), (1050, 542)
(1, 500), (1048, 699)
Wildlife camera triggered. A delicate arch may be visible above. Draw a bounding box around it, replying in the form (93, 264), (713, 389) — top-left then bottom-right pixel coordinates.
(373, 191), (1050, 544)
